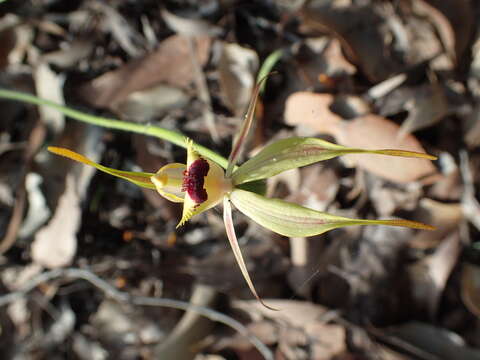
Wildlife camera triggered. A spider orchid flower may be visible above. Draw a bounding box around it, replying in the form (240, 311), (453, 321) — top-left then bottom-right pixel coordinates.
(48, 77), (436, 310)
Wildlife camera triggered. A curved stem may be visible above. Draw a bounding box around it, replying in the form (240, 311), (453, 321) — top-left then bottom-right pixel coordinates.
(0, 88), (229, 169)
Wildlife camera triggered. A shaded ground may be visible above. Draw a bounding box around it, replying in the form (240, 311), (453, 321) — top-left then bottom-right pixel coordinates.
(0, 0), (480, 359)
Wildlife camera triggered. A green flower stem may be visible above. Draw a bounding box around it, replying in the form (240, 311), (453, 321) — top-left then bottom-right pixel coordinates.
(0, 88), (229, 169)
(257, 49), (283, 93)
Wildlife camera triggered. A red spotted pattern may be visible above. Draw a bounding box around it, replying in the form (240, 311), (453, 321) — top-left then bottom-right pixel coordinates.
(182, 158), (209, 203)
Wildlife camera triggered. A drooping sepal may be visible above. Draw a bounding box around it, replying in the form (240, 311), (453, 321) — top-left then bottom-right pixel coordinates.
(223, 197), (277, 310)
(232, 137), (437, 185)
(229, 189), (435, 237)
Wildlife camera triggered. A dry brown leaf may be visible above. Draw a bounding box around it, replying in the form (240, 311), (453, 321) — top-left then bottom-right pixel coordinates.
(116, 85), (189, 122)
(459, 150), (480, 231)
(407, 232), (461, 318)
(301, 1), (402, 82)
(18, 173), (50, 239)
(233, 300), (346, 360)
(218, 42), (259, 117)
(5, 19), (33, 67)
(336, 115), (437, 183)
(369, 181), (422, 216)
(284, 91), (437, 183)
(31, 175), (80, 268)
(388, 322), (480, 359)
(284, 92), (341, 136)
(461, 263), (480, 318)
(34, 60), (65, 133)
(160, 8), (222, 37)
(291, 165), (339, 211)
(414, 0), (474, 64)
(43, 39), (94, 68)
(154, 284), (217, 360)
(321, 37), (356, 77)
(79, 35), (211, 111)
(399, 82), (449, 136)
(0, 25), (16, 70)
(0, 97), (46, 255)
(267, 167), (301, 198)
(294, 37), (356, 89)
(470, 33), (480, 98)
(92, 2), (146, 57)
(410, 199), (462, 249)
(465, 104), (480, 149)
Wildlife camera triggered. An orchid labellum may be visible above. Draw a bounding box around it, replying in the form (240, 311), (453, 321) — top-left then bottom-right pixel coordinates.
(48, 76), (436, 310)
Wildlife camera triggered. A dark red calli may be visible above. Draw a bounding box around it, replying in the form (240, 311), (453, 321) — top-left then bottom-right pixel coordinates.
(182, 158), (209, 203)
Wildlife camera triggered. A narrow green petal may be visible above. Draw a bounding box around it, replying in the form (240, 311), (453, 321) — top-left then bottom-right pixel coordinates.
(230, 189), (435, 237)
(226, 75), (270, 178)
(232, 137), (437, 185)
(223, 197), (277, 310)
(48, 146), (156, 189)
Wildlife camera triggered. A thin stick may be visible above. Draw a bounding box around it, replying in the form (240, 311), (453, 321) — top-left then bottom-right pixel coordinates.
(0, 267), (273, 360)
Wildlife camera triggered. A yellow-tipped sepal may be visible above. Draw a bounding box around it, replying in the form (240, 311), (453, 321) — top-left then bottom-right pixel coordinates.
(47, 146), (156, 189)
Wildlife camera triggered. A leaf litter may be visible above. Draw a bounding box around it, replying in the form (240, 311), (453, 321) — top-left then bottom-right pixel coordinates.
(0, 0), (479, 359)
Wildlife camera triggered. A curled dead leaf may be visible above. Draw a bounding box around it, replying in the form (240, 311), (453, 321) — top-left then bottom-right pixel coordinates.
(218, 42), (259, 117)
(31, 175), (79, 268)
(413, 0), (474, 64)
(399, 81), (449, 136)
(79, 35), (211, 111)
(410, 199), (462, 249)
(407, 232), (461, 318)
(461, 263), (480, 318)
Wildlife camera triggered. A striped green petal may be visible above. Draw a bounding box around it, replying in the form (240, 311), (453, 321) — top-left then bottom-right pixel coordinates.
(232, 137), (437, 185)
(229, 189), (435, 237)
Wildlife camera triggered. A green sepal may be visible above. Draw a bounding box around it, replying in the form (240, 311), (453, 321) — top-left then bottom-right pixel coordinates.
(229, 189), (435, 237)
(236, 179), (267, 196)
(232, 137), (437, 185)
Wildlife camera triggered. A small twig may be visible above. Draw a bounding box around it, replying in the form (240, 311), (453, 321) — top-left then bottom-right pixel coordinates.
(0, 267), (273, 360)
(364, 73), (407, 101)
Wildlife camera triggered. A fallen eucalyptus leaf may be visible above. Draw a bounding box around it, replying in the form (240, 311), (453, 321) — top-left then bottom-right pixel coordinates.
(218, 42), (259, 117)
(31, 175), (79, 268)
(408, 231), (461, 317)
(79, 35), (211, 111)
(461, 263), (480, 318)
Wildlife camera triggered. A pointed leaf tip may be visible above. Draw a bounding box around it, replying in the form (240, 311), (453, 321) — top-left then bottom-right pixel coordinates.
(370, 218), (436, 231)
